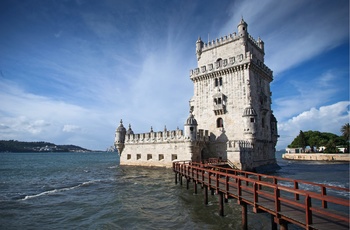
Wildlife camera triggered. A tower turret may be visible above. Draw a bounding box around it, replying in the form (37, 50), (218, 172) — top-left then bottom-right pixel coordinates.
(114, 119), (126, 156)
(184, 112), (198, 140)
(126, 124), (134, 135)
(257, 36), (265, 52)
(237, 18), (248, 38)
(196, 37), (204, 60)
(242, 105), (257, 140)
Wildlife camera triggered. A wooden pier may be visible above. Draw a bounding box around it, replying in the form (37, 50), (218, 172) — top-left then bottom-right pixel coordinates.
(173, 160), (349, 230)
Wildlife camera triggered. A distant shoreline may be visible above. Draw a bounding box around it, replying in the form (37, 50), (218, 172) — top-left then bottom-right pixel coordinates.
(282, 153), (350, 162)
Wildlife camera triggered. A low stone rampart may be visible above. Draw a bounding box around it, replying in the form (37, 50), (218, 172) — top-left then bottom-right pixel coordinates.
(282, 153), (350, 161)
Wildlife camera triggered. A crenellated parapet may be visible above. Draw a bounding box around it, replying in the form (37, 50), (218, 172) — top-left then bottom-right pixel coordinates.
(124, 127), (209, 144)
(201, 32), (264, 51)
(190, 52), (249, 78)
(190, 50), (272, 81)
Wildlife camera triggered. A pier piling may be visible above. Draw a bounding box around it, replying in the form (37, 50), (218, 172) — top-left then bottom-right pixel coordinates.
(241, 202), (247, 230)
(219, 192), (224, 216)
(204, 185), (208, 205)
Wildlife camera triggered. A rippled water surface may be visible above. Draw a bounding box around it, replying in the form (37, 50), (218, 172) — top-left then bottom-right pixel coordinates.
(0, 152), (348, 229)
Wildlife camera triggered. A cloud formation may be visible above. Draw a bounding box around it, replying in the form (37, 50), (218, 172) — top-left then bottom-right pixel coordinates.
(278, 101), (349, 149)
(0, 0), (348, 150)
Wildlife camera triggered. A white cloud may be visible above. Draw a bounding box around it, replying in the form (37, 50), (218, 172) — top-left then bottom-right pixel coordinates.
(219, 0), (349, 76)
(273, 70), (344, 121)
(62, 125), (81, 133)
(277, 101), (350, 149)
(0, 80), (117, 149)
(0, 0), (348, 151)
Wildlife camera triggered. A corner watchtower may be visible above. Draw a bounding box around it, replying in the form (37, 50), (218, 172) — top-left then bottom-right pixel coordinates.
(237, 18), (248, 38)
(114, 119), (126, 155)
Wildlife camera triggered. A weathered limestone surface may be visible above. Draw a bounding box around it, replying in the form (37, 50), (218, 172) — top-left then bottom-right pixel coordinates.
(282, 153), (350, 161)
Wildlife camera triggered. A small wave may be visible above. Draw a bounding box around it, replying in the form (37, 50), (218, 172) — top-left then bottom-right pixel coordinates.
(108, 165), (119, 169)
(21, 180), (99, 201)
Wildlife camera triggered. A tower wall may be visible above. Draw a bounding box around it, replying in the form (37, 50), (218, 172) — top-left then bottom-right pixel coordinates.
(190, 19), (278, 170)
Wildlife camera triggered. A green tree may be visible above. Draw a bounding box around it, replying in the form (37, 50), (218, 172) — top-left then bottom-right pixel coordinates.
(287, 128), (349, 153)
(288, 130), (307, 150)
(341, 123), (350, 141)
(325, 139), (337, 153)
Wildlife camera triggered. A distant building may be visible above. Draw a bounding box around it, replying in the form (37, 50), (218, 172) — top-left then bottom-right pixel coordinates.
(115, 19), (279, 171)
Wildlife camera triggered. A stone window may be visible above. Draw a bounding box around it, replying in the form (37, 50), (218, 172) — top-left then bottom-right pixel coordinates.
(216, 58), (222, 68)
(147, 154), (152, 160)
(137, 154), (141, 160)
(127, 154), (131, 160)
(216, 118), (223, 128)
(250, 118), (255, 123)
(214, 77), (222, 87)
(172, 154), (178, 161)
(159, 154), (164, 161)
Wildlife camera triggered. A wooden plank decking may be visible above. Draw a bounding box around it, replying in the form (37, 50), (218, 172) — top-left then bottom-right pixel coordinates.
(173, 161), (349, 230)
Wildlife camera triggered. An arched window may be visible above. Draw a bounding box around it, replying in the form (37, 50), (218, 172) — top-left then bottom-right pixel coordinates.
(215, 78), (218, 87)
(216, 118), (223, 128)
(218, 98), (222, 104)
(219, 77), (222, 86)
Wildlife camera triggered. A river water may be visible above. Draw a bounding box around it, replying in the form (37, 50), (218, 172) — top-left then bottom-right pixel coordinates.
(0, 151), (348, 229)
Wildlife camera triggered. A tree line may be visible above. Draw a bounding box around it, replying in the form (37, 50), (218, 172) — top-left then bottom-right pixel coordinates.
(288, 123), (349, 153)
(0, 140), (90, 152)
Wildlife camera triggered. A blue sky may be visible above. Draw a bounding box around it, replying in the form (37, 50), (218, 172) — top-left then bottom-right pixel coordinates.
(0, 0), (349, 150)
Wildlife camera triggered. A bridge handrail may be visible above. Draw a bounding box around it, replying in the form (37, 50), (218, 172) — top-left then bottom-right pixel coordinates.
(173, 161), (349, 228)
(186, 161), (350, 193)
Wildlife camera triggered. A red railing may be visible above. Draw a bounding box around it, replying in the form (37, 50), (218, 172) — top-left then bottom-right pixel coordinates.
(173, 161), (349, 230)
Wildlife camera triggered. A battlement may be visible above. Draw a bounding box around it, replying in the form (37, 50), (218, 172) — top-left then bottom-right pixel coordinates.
(201, 32), (264, 52)
(125, 128), (209, 144)
(190, 51), (272, 79)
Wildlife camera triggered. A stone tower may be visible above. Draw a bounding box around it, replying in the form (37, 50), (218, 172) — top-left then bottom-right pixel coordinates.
(189, 19), (278, 170)
(114, 120), (126, 156)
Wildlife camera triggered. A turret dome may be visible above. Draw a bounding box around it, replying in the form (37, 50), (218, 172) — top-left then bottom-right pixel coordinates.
(186, 112), (198, 126)
(242, 105), (257, 117)
(116, 120), (126, 132)
(126, 124), (134, 135)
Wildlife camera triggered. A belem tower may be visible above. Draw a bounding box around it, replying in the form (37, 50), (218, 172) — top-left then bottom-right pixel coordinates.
(115, 19), (279, 171)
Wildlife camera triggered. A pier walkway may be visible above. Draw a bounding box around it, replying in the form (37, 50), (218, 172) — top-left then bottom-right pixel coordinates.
(173, 160), (349, 230)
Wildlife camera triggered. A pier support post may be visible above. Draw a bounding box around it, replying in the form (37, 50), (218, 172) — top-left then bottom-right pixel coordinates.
(194, 182), (197, 194)
(180, 175), (182, 186)
(279, 221), (288, 230)
(186, 178), (190, 190)
(271, 214), (277, 230)
(175, 173), (178, 184)
(204, 185), (208, 205)
(219, 192), (224, 216)
(241, 202), (247, 230)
